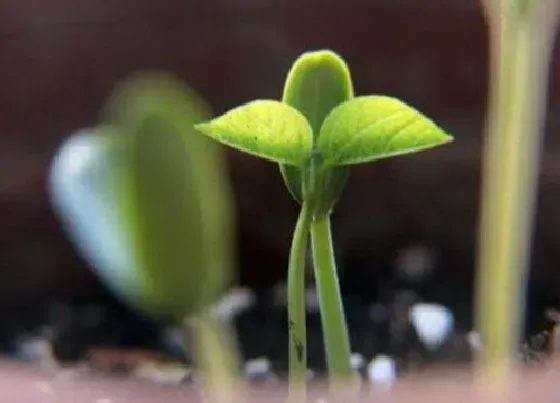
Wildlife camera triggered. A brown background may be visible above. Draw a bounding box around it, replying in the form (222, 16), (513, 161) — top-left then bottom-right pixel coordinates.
(1, 0), (559, 317)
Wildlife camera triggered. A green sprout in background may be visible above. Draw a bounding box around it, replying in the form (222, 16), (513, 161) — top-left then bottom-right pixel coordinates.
(475, 0), (560, 379)
(50, 73), (240, 403)
(102, 75), (241, 402)
(196, 49), (453, 391)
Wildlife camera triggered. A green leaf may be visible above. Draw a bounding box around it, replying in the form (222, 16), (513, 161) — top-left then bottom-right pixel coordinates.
(280, 164), (304, 204)
(195, 100), (313, 166)
(318, 95), (453, 166)
(280, 49), (354, 204)
(101, 72), (235, 320)
(282, 49), (354, 134)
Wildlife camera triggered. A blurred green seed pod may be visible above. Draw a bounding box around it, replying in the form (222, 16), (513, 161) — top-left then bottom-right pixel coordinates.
(65, 72), (235, 320)
(108, 73), (235, 320)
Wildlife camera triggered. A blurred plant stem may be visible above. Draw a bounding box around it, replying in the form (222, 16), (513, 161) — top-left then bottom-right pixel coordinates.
(185, 314), (241, 403)
(475, 0), (560, 378)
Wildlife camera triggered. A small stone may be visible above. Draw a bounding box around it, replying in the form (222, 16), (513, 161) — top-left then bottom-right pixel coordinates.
(367, 355), (396, 386)
(244, 357), (273, 381)
(466, 331), (483, 352)
(350, 352), (365, 371)
(409, 303), (454, 350)
(306, 369), (315, 381)
(14, 335), (55, 364)
(132, 362), (191, 385)
(209, 287), (256, 323)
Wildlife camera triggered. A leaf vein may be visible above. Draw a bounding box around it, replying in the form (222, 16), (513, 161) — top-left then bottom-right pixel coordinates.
(381, 114), (422, 156)
(330, 108), (409, 163)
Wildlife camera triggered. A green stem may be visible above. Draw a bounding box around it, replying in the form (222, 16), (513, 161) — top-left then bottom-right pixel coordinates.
(186, 314), (240, 403)
(287, 201), (313, 390)
(475, 0), (560, 377)
(310, 214), (353, 379)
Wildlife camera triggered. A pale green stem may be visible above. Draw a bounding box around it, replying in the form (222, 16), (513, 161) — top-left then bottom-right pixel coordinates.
(185, 314), (241, 403)
(475, 0), (560, 378)
(310, 215), (354, 381)
(287, 201), (312, 395)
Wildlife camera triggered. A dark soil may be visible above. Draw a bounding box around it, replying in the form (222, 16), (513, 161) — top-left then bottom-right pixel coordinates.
(0, 245), (560, 386)
(0, 257), (557, 384)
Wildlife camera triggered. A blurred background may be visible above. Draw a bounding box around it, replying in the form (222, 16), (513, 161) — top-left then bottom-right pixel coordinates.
(1, 0), (559, 378)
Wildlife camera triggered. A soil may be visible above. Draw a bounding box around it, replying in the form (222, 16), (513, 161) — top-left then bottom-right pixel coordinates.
(0, 270), (556, 385)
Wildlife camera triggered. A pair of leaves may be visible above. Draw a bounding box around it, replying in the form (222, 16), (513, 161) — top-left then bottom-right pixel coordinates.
(195, 95), (452, 168)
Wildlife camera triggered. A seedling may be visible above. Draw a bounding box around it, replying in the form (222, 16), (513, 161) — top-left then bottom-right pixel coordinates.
(196, 49), (453, 390)
(475, 0), (560, 379)
(49, 72), (239, 403)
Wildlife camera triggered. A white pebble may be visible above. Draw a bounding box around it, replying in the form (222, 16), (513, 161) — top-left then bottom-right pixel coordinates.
(409, 303), (454, 350)
(244, 357), (271, 378)
(350, 352), (365, 371)
(306, 369), (315, 381)
(209, 287), (255, 322)
(132, 362), (190, 385)
(367, 355), (396, 385)
(15, 335), (54, 363)
(466, 330), (483, 352)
